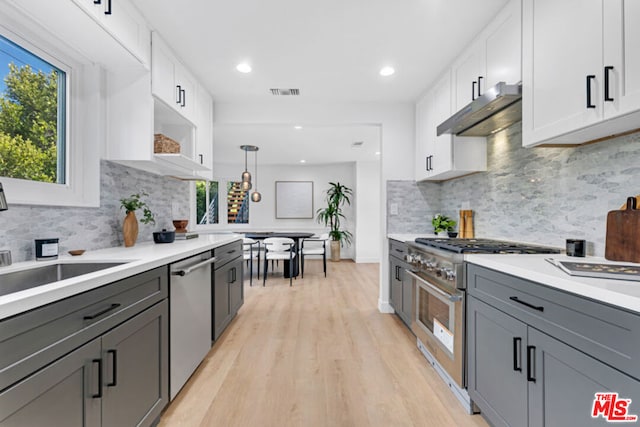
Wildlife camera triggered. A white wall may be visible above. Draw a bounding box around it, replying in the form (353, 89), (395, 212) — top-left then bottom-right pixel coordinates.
(206, 162), (357, 259)
(214, 101), (415, 312)
(355, 161), (381, 263)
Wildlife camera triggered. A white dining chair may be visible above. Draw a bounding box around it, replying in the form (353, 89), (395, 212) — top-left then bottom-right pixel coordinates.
(242, 237), (260, 286)
(300, 233), (329, 278)
(263, 237), (296, 286)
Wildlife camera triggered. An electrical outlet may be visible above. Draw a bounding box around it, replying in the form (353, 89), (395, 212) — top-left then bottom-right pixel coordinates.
(390, 203), (399, 215)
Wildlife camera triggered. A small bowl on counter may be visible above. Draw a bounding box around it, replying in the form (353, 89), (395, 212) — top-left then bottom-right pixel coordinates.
(153, 229), (175, 244)
(68, 249), (86, 256)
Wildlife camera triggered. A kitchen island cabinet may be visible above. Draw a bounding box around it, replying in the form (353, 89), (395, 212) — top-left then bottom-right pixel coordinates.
(213, 241), (244, 341)
(388, 240), (412, 328)
(467, 263), (640, 427)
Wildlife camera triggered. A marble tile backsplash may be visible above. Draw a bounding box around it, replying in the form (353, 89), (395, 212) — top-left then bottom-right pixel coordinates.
(388, 123), (640, 256)
(0, 160), (190, 262)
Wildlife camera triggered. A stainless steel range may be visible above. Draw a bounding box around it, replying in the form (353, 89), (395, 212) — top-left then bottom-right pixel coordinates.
(405, 238), (560, 413)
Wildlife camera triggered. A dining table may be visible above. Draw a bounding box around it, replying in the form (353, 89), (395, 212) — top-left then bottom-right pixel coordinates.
(244, 232), (315, 278)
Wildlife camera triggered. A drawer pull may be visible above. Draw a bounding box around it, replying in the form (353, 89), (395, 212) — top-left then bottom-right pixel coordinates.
(604, 66), (614, 102)
(586, 75), (596, 108)
(509, 296), (544, 312)
(92, 358), (103, 398)
(84, 303), (121, 321)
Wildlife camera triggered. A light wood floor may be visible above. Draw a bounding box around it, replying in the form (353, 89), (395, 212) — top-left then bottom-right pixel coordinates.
(159, 260), (489, 427)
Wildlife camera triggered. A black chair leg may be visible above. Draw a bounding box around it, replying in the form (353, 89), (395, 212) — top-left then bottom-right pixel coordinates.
(301, 253), (305, 278)
(263, 255), (268, 286)
(323, 252), (327, 277)
(249, 256), (253, 287)
(289, 254), (293, 286)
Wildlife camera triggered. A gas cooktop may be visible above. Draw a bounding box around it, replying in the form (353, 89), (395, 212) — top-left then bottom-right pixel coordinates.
(414, 238), (561, 254)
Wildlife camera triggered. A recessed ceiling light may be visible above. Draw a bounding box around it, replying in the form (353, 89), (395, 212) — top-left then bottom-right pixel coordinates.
(300, 160), (306, 163)
(294, 125), (302, 130)
(379, 66), (395, 77)
(236, 63), (252, 73)
(375, 151), (381, 155)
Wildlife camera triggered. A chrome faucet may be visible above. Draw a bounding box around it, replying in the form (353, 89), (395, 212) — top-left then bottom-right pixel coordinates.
(0, 182), (11, 267)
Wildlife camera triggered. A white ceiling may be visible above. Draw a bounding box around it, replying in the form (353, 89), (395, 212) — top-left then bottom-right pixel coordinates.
(132, 0), (509, 164)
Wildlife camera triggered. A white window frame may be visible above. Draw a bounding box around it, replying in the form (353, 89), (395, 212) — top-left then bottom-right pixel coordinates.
(191, 177), (253, 230)
(0, 10), (100, 207)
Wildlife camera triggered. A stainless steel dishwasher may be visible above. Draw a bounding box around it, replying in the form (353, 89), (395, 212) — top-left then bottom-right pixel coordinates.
(169, 251), (215, 400)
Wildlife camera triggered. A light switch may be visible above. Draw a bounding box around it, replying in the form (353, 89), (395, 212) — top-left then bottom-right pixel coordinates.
(390, 203), (399, 215)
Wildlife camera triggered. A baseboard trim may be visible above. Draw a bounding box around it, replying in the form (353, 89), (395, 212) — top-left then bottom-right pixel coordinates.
(355, 257), (380, 263)
(378, 300), (394, 314)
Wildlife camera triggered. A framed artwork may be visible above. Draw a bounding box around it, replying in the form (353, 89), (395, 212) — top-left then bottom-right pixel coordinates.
(275, 181), (314, 219)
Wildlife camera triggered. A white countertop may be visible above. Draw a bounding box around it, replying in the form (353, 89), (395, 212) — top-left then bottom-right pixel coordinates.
(466, 254), (640, 314)
(0, 234), (242, 320)
(388, 233), (437, 243)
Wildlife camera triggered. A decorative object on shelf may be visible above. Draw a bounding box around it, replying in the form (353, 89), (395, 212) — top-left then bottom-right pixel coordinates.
(172, 219), (188, 233)
(250, 147), (262, 202)
(240, 145), (257, 191)
(432, 214), (456, 236)
(316, 182), (353, 262)
(153, 133), (180, 154)
(120, 191), (155, 247)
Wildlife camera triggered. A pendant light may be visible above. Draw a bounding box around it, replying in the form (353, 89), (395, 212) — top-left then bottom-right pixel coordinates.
(240, 145), (252, 191)
(251, 148), (262, 202)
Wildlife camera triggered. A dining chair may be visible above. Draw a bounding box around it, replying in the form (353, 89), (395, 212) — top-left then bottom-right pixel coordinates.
(300, 233), (329, 278)
(263, 237), (296, 286)
(242, 237), (260, 286)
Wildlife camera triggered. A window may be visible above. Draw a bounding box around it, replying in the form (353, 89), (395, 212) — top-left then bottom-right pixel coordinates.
(0, 12), (100, 207)
(196, 180), (219, 225)
(0, 33), (66, 184)
(227, 181), (249, 224)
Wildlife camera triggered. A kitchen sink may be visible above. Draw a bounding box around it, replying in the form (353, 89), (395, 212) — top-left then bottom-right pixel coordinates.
(0, 262), (126, 297)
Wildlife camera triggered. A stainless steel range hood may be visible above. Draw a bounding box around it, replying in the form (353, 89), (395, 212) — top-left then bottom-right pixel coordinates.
(437, 82), (522, 137)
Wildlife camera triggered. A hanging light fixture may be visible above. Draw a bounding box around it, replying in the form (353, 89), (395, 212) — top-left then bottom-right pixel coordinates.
(240, 145), (252, 191)
(251, 148), (262, 202)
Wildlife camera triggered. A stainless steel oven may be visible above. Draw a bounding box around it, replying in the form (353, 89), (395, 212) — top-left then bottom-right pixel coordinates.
(409, 269), (465, 387)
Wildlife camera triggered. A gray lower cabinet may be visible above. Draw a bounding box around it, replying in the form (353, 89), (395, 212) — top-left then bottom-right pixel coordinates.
(213, 240), (243, 341)
(388, 240), (412, 327)
(467, 264), (640, 427)
(0, 267), (169, 427)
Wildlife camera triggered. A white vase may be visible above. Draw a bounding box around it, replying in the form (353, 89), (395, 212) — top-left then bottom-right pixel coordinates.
(437, 231), (449, 238)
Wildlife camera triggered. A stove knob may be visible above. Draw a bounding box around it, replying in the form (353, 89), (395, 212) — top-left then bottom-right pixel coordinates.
(404, 254), (414, 263)
(446, 269), (457, 281)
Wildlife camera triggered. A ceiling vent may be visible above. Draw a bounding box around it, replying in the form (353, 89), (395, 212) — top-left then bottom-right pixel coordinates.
(351, 141), (364, 148)
(270, 88), (300, 96)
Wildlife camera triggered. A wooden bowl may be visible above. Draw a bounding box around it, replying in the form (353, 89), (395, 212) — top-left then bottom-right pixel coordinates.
(68, 249), (86, 256)
(172, 219), (189, 233)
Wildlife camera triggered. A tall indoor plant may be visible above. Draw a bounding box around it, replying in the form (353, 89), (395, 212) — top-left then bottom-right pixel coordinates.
(316, 182), (353, 261)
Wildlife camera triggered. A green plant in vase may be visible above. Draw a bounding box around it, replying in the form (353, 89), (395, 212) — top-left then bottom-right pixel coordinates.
(120, 191), (155, 247)
(316, 182), (353, 261)
(432, 214), (457, 237)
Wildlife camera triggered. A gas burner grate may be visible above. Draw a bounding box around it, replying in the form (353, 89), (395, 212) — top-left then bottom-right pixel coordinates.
(414, 238), (560, 254)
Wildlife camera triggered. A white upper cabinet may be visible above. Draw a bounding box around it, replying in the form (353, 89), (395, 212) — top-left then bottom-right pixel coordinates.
(6, 0), (150, 70)
(415, 72), (486, 182)
(195, 85), (214, 180)
(152, 33), (197, 124)
(522, 0), (640, 146)
(452, 0), (521, 112)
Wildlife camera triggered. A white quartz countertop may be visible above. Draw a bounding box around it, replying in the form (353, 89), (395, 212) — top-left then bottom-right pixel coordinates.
(0, 234), (242, 320)
(388, 233), (437, 243)
(465, 254), (640, 314)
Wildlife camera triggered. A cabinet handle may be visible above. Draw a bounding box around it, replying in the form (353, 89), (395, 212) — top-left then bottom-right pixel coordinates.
(477, 76), (483, 97)
(107, 349), (117, 387)
(604, 66), (614, 102)
(181, 89), (186, 107)
(199, 154), (203, 164)
(94, 0), (101, 4)
(429, 155), (433, 171)
(526, 345), (536, 382)
(509, 296), (544, 312)
(586, 75), (596, 108)
(176, 85), (182, 104)
(92, 358), (103, 398)
(84, 303), (121, 320)
(104, 0), (112, 15)
(472, 81), (477, 101)
(513, 337), (522, 372)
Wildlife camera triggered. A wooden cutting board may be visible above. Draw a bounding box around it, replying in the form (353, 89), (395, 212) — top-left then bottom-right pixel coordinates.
(459, 210), (474, 239)
(605, 197), (640, 263)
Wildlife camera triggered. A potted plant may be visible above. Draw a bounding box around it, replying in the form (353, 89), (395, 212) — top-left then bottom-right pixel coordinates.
(432, 214), (457, 238)
(316, 182), (353, 261)
(120, 191), (155, 247)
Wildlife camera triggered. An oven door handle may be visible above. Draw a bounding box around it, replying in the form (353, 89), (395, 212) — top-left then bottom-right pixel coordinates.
(407, 270), (462, 302)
